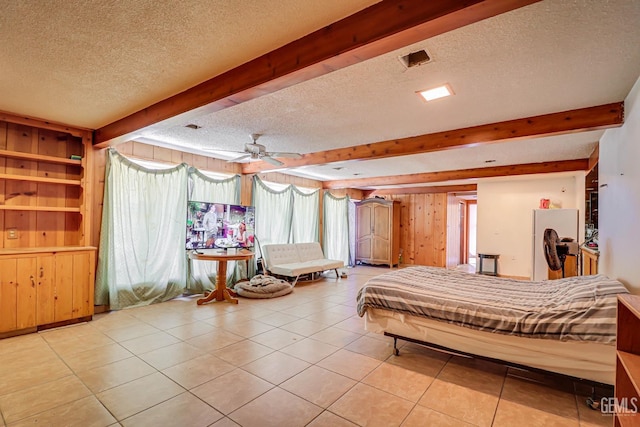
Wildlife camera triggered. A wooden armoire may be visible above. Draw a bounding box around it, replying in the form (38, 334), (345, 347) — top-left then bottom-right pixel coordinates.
(355, 198), (400, 267)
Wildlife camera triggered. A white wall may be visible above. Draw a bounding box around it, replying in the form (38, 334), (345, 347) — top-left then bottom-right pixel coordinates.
(599, 75), (640, 293)
(477, 174), (583, 278)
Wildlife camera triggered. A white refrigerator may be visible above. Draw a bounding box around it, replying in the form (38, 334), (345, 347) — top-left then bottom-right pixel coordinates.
(531, 209), (578, 281)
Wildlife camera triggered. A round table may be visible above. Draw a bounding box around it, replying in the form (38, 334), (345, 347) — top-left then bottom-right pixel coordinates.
(189, 249), (254, 305)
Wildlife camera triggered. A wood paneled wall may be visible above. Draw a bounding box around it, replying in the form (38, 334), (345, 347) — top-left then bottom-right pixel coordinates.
(385, 193), (448, 267)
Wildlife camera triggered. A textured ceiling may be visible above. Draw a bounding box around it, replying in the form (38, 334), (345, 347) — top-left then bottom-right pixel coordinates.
(2, 0), (640, 189)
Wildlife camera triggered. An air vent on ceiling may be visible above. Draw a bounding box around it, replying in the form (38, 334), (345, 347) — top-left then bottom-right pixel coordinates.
(400, 49), (432, 68)
(185, 124), (201, 130)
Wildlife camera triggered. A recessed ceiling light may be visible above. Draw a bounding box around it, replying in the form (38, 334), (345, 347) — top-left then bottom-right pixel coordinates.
(333, 167), (344, 170)
(417, 84), (453, 102)
(485, 159), (496, 163)
(185, 124), (201, 130)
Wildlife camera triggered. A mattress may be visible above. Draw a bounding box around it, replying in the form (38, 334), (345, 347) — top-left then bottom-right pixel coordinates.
(357, 266), (628, 344)
(365, 308), (615, 384)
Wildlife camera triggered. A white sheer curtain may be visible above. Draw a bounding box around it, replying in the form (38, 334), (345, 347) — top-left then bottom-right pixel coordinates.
(323, 192), (350, 265)
(252, 176), (294, 251)
(291, 187), (320, 243)
(95, 149), (188, 310)
(187, 169), (244, 292)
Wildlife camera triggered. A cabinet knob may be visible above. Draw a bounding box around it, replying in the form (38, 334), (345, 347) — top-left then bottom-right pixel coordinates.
(40, 267), (44, 278)
(30, 276), (35, 287)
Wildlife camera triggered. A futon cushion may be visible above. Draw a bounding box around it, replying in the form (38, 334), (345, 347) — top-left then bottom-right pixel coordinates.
(234, 275), (293, 299)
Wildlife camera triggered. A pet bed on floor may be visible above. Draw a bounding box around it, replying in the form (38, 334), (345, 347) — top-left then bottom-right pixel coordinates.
(234, 274), (293, 298)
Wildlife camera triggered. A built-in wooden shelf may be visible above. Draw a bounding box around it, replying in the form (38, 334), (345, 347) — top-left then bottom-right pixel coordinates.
(0, 173), (81, 186)
(616, 294), (640, 424)
(0, 205), (80, 212)
(618, 351), (640, 394)
(0, 149), (82, 166)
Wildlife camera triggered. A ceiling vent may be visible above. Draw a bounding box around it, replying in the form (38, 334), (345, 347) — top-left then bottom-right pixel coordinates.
(400, 49), (432, 68)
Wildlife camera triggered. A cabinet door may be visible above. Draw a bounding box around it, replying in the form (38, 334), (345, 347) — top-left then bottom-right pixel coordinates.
(372, 204), (391, 262)
(36, 255), (55, 325)
(0, 258), (18, 333)
(16, 257), (37, 329)
(54, 251), (94, 321)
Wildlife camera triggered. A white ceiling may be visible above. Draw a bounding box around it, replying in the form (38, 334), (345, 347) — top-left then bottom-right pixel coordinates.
(2, 1), (640, 189)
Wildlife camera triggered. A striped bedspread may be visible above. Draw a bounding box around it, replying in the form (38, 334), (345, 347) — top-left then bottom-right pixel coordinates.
(356, 266), (628, 344)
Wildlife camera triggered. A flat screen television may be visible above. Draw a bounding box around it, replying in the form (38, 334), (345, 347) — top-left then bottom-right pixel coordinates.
(186, 201), (255, 250)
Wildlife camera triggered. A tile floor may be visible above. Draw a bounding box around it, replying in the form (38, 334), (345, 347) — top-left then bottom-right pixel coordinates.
(0, 266), (613, 427)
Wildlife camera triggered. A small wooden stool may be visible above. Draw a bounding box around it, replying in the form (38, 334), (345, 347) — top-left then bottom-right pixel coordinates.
(478, 253), (499, 276)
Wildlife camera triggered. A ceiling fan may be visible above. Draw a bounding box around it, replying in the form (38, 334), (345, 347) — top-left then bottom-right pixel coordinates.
(220, 134), (302, 166)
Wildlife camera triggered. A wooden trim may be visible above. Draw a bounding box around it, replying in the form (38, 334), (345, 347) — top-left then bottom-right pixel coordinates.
(0, 173), (81, 186)
(587, 142), (599, 173)
(367, 184), (477, 196)
(244, 103), (623, 173)
(93, 0), (540, 147)
(323, 159), (589, 189)
(0, 206), (81, 213)
(0, 110), (89, 138)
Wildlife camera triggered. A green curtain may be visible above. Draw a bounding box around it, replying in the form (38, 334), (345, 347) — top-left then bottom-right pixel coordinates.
(291, 186), (320, 243)
(95, 149), (188, 310)
(252, 176), (295, 248)
(187, 168), (245, 292)
(323, 192), (350, 266)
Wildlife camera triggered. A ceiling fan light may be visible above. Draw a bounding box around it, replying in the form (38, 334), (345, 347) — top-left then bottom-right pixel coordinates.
(418, 84), (453, 102)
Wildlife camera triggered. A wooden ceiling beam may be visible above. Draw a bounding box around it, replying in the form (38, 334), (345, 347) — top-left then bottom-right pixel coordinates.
(244, 102), (623, 173)
(367, 184), (477, 196)
(93, 0), (540, 147)
(323, 159), (589, 189)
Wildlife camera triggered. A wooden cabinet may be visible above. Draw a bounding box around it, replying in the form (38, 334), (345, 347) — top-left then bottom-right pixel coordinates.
(615, 294), (640, 425)
(355, 199), (400, 267)
(581, 247), (599, 275)
(0, 248), (95, 335)
(1, 114), (95, 338)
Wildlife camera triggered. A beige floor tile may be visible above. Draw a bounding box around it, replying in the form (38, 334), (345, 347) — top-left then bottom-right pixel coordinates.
(305, 310), (353, 326)
(281, 366), (356, 408)
(281, 301), (337, 317)
(103, 323), (161, 342)
(96, 372), (184, 421)
(76, 357), (156, 393)
(255, 312), (301, 327)
(0, 356), (72, 396)
(418, 378), (499, 427)
(165, 321), (217, 340)
(210, 417), (240, 427)
(306, 411), (359, 427)
(401, 405), (475, 427)
(493, 399), (579, 427)
(186, 330), (245, 352)
(212, 340), (274, 366)
(242, 351), (310, 384)
(229, 387), (322, 427)
(280, 338), (340, 364)
(220, 319), (276, 338)
(317, 349), (381, 381)
(279, 318), (329, 336)
(191, 369), (273, 415)
(135, 312), (194, 330)
(8, 395), (115, 427)
(47, 332), (116, 357)
(437, 356), (506, 395)
(250, 328), (305, 350)
(309, 327), (362, 347)
(60, 342), (133, 372)
(363, 362), (434, 402)
(38, 323), (96, 344)
(345, 335), (395, 360)
(332, 316), (367, 334)
(119, 331), (181, 355)
(329, 383), (414, 427)
(162, 354), (236, 389)
(500, 376), (579, 420)
(138, 342), (204, 370)
(120, 392), (222, 427)
(90, 311), (142, 332)
(0, 333), (48, 356)
(0, 375), (91, 424)
(385, 344), (450, 377)
(575, 395), (613, 427)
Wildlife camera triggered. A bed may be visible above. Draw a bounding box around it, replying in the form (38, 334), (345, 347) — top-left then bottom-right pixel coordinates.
(356, 266), (629, 385)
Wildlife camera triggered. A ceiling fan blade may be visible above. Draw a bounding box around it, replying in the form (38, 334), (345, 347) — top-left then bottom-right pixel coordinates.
(227, 153), (252, 163)
(261, 155), (284, 166)
(269, 152), (302, 159)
